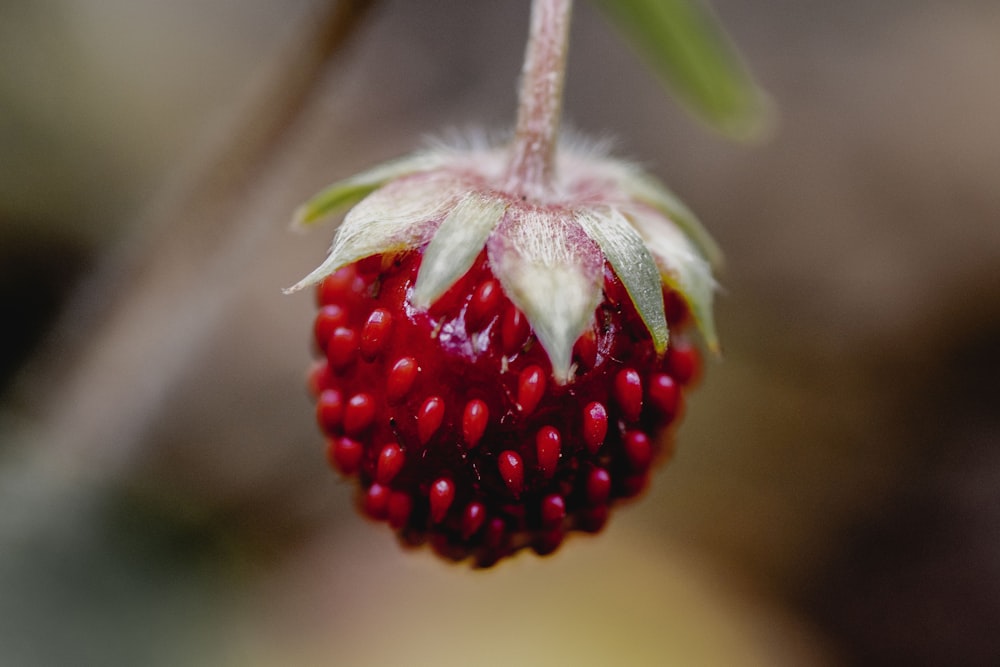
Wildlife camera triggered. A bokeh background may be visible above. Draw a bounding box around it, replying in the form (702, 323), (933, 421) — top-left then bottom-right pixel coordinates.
(3, 0), (999, 665)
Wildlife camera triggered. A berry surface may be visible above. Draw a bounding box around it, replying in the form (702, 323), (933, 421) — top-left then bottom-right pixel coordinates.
(309, 248), (699, 567)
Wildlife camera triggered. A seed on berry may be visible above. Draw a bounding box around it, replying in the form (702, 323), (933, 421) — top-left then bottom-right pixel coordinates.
(429, 478), (456, 523)
(483, 517), (507, 550)
(501, 305), (530, 354)
(307, 360), (330, 398)
(614, 368), (643, 422)
(573, 330), (598, 370)
(376, 443), (405, 484)
(498, 450), (524, 496)
(360, 308), (393, 360)
(579, 506), (609, 533)
(667, 340), (700, 385)
(314, 304), (348, 351)
(585, 467), (611, 505)
(535, 426), (561, 477)
(623, 430), (652, 469)
(461, 501), (487, 539)
(647, 372), (679, 418)
(344, 393), (376, 435)
(664, 289), (690, 326)
(417, 396), (446, 444)
(387, 356), (419, 403)
(316, 388), (344, 436)
(364, 483), (390, 519)
(318, 265), (358, 306)
(327, 436), (362, 475)
(540, 494), (566, 527)
(387, 491), (412, 529)
(466, 279), (501, 330)
(355, 254), (383, 276)
(533, 527), (564, 555)
(582, 401), (608, 454)
(517, 365), (546, 415)
(327, 327), (358, 369)
(462, 399), (489, 448)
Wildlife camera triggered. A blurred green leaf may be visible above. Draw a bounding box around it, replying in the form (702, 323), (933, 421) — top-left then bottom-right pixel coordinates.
(590, 0), (772, 141)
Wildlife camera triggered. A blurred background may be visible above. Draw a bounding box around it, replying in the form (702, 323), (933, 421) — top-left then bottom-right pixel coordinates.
(2, 0), (999, 664)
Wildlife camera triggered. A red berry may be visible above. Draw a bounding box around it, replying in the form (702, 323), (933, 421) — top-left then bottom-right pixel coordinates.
(303, 250), (704, 566)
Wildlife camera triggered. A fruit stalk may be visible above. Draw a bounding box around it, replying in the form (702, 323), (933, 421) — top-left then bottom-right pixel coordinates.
(505, 0), (573, 200)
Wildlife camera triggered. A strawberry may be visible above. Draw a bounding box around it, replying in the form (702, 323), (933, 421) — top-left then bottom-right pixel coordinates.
(286, 0), (720, 566)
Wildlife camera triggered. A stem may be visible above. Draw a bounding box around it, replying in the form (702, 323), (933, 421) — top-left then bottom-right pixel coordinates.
(506, 0), (573, 199)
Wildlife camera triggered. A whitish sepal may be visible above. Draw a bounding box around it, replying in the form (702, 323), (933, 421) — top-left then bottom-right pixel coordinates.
(292, 151), (450, 229)
(412, 192), (508, 309)
(577, 207), (669, 354)
(617, 168), (723, 269)
(628, 207), (719, 352)
(284, 172), (467, 294)
(487, 206), (604, 384)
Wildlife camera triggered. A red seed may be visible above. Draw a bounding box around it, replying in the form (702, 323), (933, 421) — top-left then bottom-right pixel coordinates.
(462, 399), (489, 448)
(387, 357), (419, 403)
(314, 304), (348, 351)
(535, 426), (561, 477)
(461, 502), (487, 539)
(387, 491), (412, 529)
(376, 443), (405, 484)
(664, 289), (689, 326)
(498, 451), (524, 496)
(327, 437), (362, 475)
(667, 340), (700, 385)
(356, 254), (383, 276)
(518, 365), (546, 415)
(586, 468), (612, 505)
(364, 483), (390, 519)
(483, 518), (507, 552)
(307, 360), (331, 397)
(647, 372), (679, 417)
(316, 389), (344, 436)
(579, 506), (609, 533)
(417, 396), (446, 444)
(623, 430), (653, 469)
(360, 308), (393, 360)
(621, 473), (649, 498)
(317, 265), (358, 306)
(466, 279), (501, 330)
(582, 402), (608, 454)
(344, 393), (375, 435)
(540, 494), (566, 527)
(429, 478), (456, 523)
(614, 368), (643, 422)
(573, 330), (598, 370)
(501, 305), (530, 354)
(533, 527), (564, 555)
(327, 327), (358, 370)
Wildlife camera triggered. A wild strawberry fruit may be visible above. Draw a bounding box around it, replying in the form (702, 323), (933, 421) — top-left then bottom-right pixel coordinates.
(285, 0), (720, 566)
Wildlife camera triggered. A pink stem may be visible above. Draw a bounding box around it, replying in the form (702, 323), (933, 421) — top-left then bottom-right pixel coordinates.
(506, 0), (573, 200)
